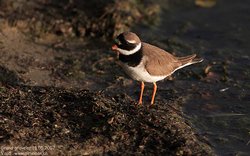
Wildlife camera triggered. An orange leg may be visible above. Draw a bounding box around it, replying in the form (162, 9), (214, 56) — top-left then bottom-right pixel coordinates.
(138, 81), (145, 105)
(151, 82), (157, 105)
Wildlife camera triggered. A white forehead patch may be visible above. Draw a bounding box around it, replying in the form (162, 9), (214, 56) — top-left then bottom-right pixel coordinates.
(127, 40), (137, 44)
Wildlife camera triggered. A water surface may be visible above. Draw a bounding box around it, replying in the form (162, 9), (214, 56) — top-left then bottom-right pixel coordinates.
(134, 0), (250, 155)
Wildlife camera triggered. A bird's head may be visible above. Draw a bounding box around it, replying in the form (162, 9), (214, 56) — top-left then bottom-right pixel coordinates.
(112, 32), (142, 55)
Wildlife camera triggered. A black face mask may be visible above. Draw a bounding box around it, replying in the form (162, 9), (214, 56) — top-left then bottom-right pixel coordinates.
(115, 34), (137, 51)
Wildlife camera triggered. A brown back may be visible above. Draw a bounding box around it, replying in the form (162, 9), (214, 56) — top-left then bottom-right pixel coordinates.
(142, 43), (182, 76)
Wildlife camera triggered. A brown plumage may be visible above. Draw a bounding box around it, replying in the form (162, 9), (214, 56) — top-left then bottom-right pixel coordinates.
(177, 54), (198, 65)
(142, 43), (203, 76)
(123, 32), (141, 43)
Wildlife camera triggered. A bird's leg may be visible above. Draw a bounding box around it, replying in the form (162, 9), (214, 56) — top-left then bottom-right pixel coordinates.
(138, 81), (144, 105)
(151, 82), (157, 105)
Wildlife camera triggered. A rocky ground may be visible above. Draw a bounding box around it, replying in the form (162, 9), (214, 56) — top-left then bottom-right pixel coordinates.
(0, 0), (215, 155)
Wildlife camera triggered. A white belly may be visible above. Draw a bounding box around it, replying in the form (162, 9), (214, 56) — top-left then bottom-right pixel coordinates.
(120, 62), (167, 83)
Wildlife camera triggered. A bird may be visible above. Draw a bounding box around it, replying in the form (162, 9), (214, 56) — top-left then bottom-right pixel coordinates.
(111, 32), (203, 105)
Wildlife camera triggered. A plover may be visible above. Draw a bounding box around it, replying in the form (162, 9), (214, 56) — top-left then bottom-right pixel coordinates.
(112, 32), (203, 105)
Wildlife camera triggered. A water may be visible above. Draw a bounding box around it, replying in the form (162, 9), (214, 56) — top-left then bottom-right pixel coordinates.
(134, 0), (250, 155)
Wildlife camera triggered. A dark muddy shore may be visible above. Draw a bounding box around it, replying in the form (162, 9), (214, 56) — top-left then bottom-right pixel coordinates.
(1, 0), (249, 155)
(0, 84), (213, 155)
(0, 0), (214, 155)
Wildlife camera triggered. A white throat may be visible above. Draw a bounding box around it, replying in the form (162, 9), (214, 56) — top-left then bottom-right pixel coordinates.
(117, 42), (142, 55)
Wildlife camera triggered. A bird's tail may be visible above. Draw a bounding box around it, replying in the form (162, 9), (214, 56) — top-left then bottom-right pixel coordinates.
(176, 54), (203, 69)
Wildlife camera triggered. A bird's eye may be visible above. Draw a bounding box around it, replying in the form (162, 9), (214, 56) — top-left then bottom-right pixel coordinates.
(114, 38), (121, 45)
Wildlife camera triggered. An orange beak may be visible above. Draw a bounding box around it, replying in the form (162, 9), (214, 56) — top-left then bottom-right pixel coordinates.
(112, 44), (118, 51)
(111, 44), (119, 58)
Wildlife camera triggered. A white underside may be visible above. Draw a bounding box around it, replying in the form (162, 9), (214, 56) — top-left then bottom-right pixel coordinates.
(120, 59), (167, 83)
(119, 57), (200, 83)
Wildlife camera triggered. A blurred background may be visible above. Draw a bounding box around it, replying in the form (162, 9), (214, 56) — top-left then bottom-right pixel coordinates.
(0, 0), (249, 155)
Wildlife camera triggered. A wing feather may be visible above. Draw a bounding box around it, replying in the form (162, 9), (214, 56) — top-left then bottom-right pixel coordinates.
(142, 43), (181, 76)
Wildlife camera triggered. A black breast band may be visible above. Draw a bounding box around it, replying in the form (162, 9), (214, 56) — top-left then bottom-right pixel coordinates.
(119, 49), (143, 67)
